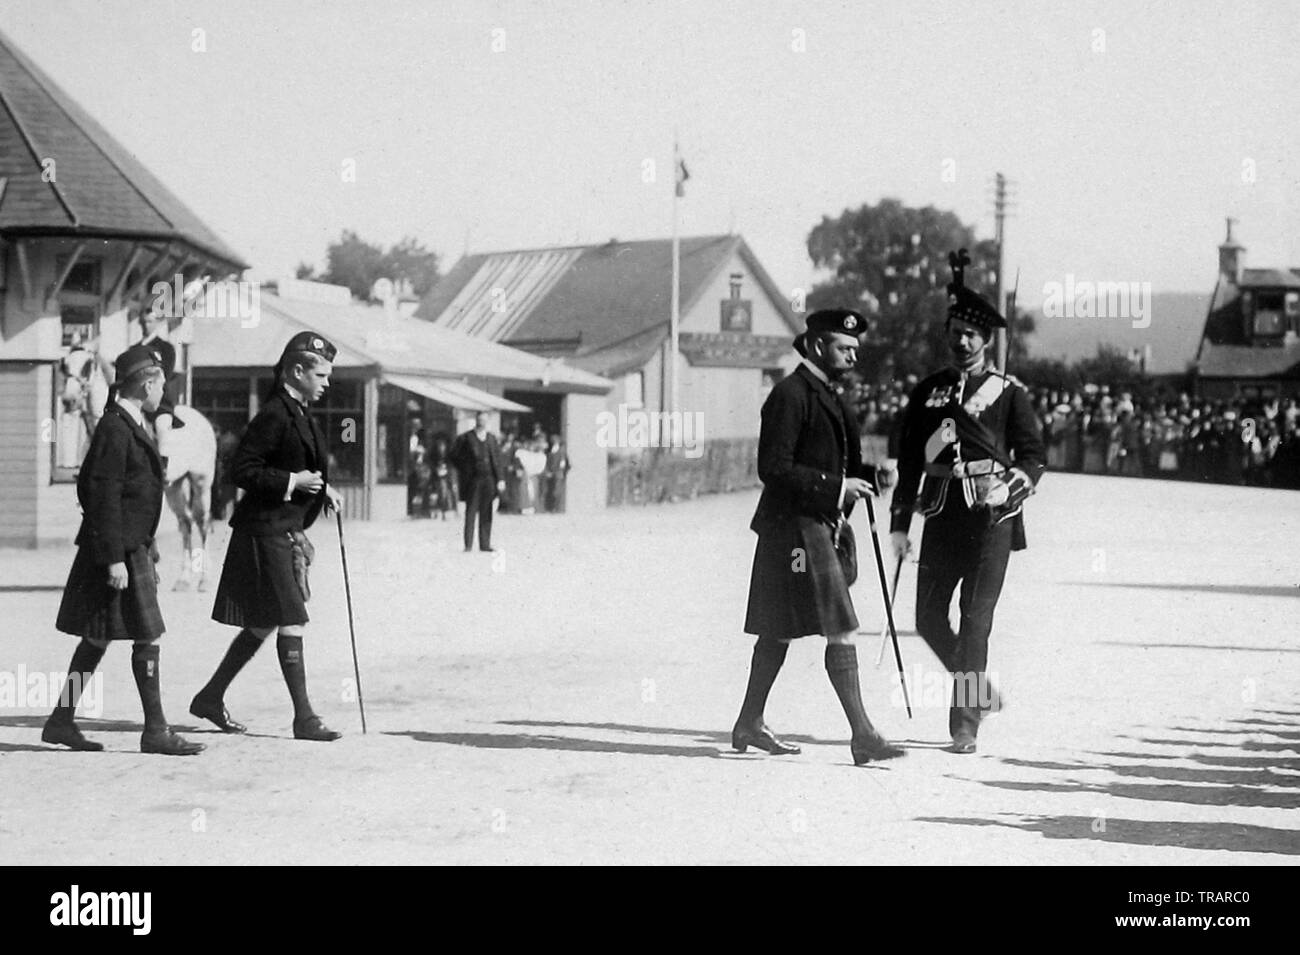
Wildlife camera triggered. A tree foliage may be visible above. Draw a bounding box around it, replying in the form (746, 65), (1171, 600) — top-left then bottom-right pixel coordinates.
(805, 198), (1033, 381)
(297, 231), (442, 302)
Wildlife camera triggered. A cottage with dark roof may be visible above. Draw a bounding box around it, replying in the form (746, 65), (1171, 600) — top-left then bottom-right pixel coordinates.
(1195, 219), (1300, 400)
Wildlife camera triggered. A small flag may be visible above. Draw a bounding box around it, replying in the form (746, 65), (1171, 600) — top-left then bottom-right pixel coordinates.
(675, 158), (690, 198)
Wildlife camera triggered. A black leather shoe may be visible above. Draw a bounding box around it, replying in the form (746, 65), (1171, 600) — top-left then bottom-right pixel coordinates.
(189, 696), (247, 734)
(141, 728), (204, 756)
(731, 722), (800, 755)
(951, 731), (977, 754)
(293, 716), (342, 741)
(42, 718), (104, 752)
(850, 732), (906, 764)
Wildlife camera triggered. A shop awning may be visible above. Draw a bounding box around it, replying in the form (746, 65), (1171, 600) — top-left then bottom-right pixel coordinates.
(383, 374), (531, 413)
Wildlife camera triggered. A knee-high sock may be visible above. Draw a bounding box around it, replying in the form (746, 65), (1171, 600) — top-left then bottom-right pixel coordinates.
(131, 643), (167, 732)
(196, 629), (263, 702)
(736, 639), (788, 727)
(276, 634), (316, 720)
(50, 639), (106, 724)
(825, 643), (876, 739)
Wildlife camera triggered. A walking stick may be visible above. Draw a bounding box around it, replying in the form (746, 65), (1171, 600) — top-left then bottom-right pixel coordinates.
(335, 508), (368, 734)
(862, 496), (912, 718)
(875, 553), (904, 667)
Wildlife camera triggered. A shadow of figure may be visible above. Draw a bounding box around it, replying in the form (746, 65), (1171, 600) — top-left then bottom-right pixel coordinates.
(496, 719), (851, 748)
(0, 714), (143, 733)
(387, 729), (721, 759)
(933, 708), (1300, 854)
(914, 813), (1300, 855)
(1068, 581), (1300, 599)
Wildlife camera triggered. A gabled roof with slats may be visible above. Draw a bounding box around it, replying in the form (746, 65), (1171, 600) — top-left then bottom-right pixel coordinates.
(417, 234), (800, 376)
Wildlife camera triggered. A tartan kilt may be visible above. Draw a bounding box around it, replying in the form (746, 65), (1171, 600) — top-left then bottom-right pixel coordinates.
(211, 528), (309, 628)
(744, 515), (858, 640)
(56, 543), (164, 641)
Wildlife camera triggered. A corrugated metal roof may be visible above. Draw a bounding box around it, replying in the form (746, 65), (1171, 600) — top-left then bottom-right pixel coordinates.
(418, 235), (801, 365)
(383, 374), (531, 412)
(191, 289), (611, 395)
(0, 28), (247, 270)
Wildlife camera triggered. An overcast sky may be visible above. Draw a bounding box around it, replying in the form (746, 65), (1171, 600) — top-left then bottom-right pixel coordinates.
(3, 0), (1296, 309)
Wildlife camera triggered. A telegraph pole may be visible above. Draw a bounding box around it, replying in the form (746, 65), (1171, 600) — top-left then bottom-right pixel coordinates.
(991, 172), (1012, 371)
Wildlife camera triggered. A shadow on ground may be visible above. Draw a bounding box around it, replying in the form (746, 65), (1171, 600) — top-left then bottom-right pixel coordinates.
(915, 813), (1300, 855)
(1067, 581), (1300, 599)
(943, 709), (1300, 854)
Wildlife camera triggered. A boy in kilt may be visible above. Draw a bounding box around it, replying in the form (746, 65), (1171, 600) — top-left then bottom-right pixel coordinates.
(44, 345), (203, 756)
(190, 332), (344, 741)
(734, 309), (905, 765)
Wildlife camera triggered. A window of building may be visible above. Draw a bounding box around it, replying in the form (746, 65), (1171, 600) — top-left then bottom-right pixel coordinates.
(254, 376), (366, 484)
(377, 383), (419, 484)
(624, 371), (644, 409)
(1253, 293), (1285, 338)
(314, 379), (365, 483)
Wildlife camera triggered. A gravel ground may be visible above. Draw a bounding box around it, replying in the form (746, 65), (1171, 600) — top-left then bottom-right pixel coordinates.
(1, 472), (1297, 865)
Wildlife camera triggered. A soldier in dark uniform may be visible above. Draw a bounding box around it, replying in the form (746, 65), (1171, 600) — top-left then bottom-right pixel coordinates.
(734, 309), (905, 765)
(44, 344), (203, 756)
(190, 332), (345, 741)
(450, 412), (506, 551)
(889, 251), (1045, 754)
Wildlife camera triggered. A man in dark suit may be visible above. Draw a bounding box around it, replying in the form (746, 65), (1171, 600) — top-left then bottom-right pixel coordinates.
(735, 309), (905, 765)
(451, 412), (506, 552)
(190, 332), (345, 741)
(45, 344), (203, 755)
(890, 251), (1046, 754)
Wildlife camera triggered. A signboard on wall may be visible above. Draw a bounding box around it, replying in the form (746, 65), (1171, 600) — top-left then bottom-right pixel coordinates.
(679, 331), (789, 367)
(720, 299), (753, 332)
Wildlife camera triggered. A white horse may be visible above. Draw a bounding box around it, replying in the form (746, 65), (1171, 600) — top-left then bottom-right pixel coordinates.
(59, 347), (218, 591)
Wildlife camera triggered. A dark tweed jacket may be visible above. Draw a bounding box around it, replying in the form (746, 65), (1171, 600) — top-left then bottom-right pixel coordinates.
(228, 389), (330, 535)
(73, 403), (165, 566)
(750, 363), (880, 533)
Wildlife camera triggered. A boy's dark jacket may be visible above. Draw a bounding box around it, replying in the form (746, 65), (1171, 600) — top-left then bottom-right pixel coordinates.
(228, 389), (330, 535)
(74, 402), (165, 566)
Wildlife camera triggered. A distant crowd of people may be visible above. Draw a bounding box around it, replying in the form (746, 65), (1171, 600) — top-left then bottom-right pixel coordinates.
(407, 423), (570, 518)
(1029, 389), (1300, 489)
(848, 376), (1300, 489)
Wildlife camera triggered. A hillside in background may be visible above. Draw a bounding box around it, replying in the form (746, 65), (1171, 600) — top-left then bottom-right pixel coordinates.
(1024, 291), (1210, 375)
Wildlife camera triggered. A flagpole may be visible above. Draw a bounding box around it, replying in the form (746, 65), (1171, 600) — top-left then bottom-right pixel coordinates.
(670, 135), (681, 433)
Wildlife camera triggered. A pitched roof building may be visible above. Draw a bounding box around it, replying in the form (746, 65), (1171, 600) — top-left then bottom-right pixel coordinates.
(418, 234), (804, 441)
(0, 28), (245, 273)
(189, 281), (612, 519)
(1195, 220), (1300, 398)
(0, 27), (247, 546)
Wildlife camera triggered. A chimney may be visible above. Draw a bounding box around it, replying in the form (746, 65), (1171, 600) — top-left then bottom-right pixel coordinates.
(1219, 217), (1244, 285)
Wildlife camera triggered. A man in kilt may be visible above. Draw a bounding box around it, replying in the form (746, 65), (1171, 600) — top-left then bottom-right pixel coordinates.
(44, 345), (203, 755)
(890, 252), (1045, 754)
(190, 332), (344, 741)
(734, 308), (905, 765)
